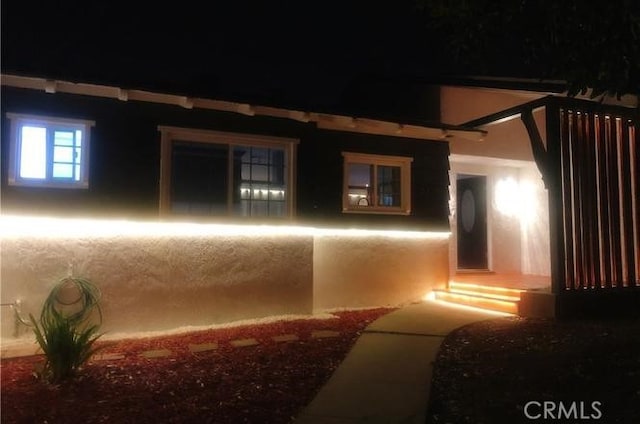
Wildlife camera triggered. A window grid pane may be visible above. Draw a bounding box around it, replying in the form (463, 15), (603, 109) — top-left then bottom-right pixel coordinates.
(236, 146), (286, 217)
(347, 163), (373, 206)
(377, 165), (402, 207)
(52, 130), (80, 180)
(170, 142), (228, 216)
(19, 126), (47, 179)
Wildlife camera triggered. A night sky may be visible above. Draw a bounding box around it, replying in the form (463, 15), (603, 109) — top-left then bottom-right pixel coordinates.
(1, 1), (449, 109)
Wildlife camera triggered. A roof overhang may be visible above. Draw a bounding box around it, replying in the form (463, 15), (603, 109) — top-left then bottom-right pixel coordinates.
(1, 73), (486, 142)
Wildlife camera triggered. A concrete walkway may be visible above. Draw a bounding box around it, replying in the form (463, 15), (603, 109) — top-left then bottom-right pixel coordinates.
(294, 300), (504, 423)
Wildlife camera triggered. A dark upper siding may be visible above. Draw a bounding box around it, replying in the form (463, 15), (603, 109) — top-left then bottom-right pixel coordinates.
(0, 87), (309, 218)
(297, 130), (450, 231)
(1, 86), (450, 230)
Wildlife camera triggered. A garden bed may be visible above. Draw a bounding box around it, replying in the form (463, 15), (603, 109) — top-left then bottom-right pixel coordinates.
(1, 307), (394, 423)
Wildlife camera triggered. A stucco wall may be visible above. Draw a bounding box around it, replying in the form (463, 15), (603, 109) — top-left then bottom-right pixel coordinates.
(313, 235), (449, 309)
(519, 166), (551, 276)
(1, 232), (314, 340)
(1, 218), (451, 351)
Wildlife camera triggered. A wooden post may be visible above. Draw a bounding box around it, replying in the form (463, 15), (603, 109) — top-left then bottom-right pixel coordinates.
(545, 100), (565, 295)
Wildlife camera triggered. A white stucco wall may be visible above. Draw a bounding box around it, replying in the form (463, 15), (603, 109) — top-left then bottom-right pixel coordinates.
(519, 166), (551, 276)
(1, 218), (451, 353)
(1, 231), (314, 341)
(313, 235), (449, 309)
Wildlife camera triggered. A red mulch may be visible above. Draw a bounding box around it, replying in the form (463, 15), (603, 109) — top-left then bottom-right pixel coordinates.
(1, 308), (395, 424)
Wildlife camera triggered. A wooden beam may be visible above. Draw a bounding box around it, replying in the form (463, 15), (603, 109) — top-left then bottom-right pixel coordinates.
(461, 96), (552, 128)
(520, 109), (550, 188)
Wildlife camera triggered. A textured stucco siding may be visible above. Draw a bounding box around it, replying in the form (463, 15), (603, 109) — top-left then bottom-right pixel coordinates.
(1, 234), (314, 338)
(313, 235), (449, 309)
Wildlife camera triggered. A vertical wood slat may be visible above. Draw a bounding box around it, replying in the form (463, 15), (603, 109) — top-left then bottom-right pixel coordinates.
(605, 117), (618, 286)
(633, 124), (640, 286)
(572, 112), (586, 288)
(556, 102), (637, 293)
(560, 109), (575, 289)
(609, 118), (624, 286)
(578, 112), (598, 288)
(587, 113), (602, 288)
(595, 115), (613, 287)
(620, 121), (636, 286)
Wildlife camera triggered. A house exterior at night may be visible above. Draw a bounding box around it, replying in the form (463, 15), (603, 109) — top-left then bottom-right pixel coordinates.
(1, 73), (638, 352)
(0, 73), (483, 346)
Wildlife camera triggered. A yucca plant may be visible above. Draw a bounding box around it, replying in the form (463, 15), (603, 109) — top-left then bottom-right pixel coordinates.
(29, 276), (103, 383)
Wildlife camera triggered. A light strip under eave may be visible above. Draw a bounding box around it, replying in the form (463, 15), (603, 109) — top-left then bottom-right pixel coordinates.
(0, 215), (450, 240)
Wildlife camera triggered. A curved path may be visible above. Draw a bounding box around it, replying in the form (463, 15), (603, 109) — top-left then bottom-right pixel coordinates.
(294, 300), (502, 423)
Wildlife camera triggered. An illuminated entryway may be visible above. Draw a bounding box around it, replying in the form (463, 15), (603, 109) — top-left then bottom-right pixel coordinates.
(442, 155), (552, 313)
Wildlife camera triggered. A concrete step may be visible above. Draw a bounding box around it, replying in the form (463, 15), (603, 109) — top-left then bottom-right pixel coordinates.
(449, 281), (523, 301)
(432, 282), (523, 314)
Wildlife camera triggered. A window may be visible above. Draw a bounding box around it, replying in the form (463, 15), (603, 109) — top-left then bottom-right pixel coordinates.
(7, 113), (93, 188)
(342, 152), (412, 215)
(159, 127), (297, 219)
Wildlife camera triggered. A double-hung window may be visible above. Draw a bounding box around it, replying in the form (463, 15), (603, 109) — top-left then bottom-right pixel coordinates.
(7, 113), (93, 188)
(159, 127), (297, 219)
(342, 152), (412, 215)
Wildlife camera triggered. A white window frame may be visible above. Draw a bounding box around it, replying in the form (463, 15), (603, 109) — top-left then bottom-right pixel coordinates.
(158, 126), (298, 218)
(342, 152), (412, 215)
(6, 113), (93, 189)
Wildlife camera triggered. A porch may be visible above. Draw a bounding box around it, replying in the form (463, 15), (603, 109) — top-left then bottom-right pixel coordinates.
(437, 95), (639, 318)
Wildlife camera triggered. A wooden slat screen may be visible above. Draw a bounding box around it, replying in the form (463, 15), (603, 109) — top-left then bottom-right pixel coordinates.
(558, 108), (639, 290)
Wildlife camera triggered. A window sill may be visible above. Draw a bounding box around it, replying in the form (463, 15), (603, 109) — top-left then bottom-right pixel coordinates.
(342, 207), (411, 216)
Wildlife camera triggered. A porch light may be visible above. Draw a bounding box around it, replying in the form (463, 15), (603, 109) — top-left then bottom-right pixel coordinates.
(494, 177), (536, 223)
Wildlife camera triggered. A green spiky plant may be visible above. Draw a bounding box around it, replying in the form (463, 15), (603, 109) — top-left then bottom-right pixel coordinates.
(29, 276), (103, 383)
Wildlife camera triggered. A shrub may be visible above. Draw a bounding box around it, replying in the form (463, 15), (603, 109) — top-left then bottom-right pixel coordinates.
(29, 276), (103, 383)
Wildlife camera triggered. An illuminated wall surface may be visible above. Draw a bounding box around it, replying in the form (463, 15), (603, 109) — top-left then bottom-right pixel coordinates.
(314, 235), (449, 309)
(0, 216), (449, 344)
(449, 161), (551, 276)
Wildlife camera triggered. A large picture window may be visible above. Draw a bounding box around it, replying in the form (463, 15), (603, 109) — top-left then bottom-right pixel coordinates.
(159, 127), (297, 219)
(342, 152), (412, 215)
(6, 113), (93, 188)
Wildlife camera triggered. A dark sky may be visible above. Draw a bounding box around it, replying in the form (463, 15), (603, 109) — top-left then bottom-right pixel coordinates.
(2, 1), (445, 109)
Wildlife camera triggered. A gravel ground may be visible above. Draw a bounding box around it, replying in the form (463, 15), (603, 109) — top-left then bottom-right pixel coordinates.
(426, 316), (640, 424)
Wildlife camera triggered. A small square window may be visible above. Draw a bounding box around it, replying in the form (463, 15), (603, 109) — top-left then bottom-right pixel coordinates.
(342, 152), (412, 215)
(7, 113), (94, 188)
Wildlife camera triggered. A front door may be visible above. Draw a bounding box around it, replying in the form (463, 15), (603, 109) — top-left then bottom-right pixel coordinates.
(456, 175), (488, 269)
